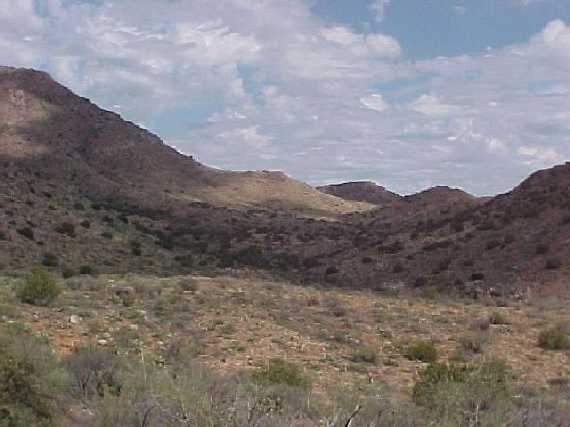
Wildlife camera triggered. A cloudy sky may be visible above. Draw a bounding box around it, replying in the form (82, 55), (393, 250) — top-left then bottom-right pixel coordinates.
(2, 0), (570, 195)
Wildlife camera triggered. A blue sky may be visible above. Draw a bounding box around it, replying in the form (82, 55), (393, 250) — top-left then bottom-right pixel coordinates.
(2, 0), (570, 195)
(315, 0), (570, 58)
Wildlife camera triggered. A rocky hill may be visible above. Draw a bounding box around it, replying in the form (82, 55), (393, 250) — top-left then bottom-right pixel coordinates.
(2, 66), (570, 298)
(0, 66), (371, 217)
(317, 181), (403, 206)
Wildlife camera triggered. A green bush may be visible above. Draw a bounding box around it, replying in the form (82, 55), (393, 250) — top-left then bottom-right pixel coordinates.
(54, 222), (75, 238)
(538, 325), (570, 350)
(459, 331), (489, 355)
(0, 328), (67, 425)
(350, 346), (378, 364)
(252, 358), (311, 390)
(406, 340), (438, 362)
(17, 267), (61, 306)
(62, 268), (76, 279)
(40, 252), (59, 268)
(413, 359), (511, 424)
(64, 344), (121, 401)
(489, 311), (509, 325)
(79, 265), (94, 275)
(16, 227), (34, 240)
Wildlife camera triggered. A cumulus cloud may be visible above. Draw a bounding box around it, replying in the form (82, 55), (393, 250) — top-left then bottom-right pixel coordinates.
(361, 94), (390, 112)
(0, 1), (569, 195)
(410, 94), (461, 117)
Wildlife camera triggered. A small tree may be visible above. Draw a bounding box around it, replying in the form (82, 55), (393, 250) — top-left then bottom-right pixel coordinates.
(17, 267), (61, 306)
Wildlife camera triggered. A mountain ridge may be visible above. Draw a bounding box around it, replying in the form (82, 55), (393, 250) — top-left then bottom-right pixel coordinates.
(1, 66), (570, 298)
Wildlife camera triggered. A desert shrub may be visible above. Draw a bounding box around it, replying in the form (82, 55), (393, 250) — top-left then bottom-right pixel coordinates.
(413, 359), (511, 424)
(538, 325), (570, 350)
(80, 220), (91, 229)
(545, 258), (562, 270)
(164, 337), (203, 366)
(62, 268), (76, 279)
(40, 252), (59, 268)
(306, 295), (320, 306)
(325, 266), (339, 275)
(392, 263), (404, 273)
(16, 227), (34, 240)
(485, 240), (501, 250)
(79, 265), (94, 275)
(471, 272), (485, 281)
(414, 276), (428, 288)
(459, 331), (489, 355)
(174, 254), (194, 268)
(350, 346), (378, 364)
(54, 222), (75, 237)
(177, 278), (198, 293)
(325, 297), (346, 317)
(406, 340), (438, 362)
(471, 317), (491, 331)
(536, 243), (550, 255)
(504, 233), (515, 245)
(0, 328), (67, 425)
(252, 358), (311, 390)
(64, 344), (121, 401)
(489, 311), (509, 325)
(17, 267), (61, 306)
(65, 278), (83, 291)
(101, 231), (113, 240)
(91, 360), (313, 427)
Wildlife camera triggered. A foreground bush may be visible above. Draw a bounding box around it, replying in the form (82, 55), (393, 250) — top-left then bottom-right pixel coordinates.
(0, 326), (67, 425)
(413, 359), (511, 425)
(538, 325), (570, 350)
(406, 340), (438, 362)
(16, 267), (61, 306)
(252, 358), (311, 390)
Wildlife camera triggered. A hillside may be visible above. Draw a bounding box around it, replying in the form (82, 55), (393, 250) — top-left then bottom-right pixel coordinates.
(2, 66), (570, 298)
(317, 181), (403, 206)
(0, 66), (371, 217)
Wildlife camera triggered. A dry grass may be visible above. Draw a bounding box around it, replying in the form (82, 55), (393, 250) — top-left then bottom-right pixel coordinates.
(3, 272), (570, 399)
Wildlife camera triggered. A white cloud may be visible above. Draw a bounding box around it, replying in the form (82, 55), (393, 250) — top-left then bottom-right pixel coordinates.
(1, 3), (569, 196)
(518, 146), (562, 164)
(218, 126), (272, 147)
(410, 94), (460, 117)
(361, 94), (390, 112)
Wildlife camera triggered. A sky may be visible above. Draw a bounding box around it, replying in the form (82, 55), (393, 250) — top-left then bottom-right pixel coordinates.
(1, 0), (570, 195)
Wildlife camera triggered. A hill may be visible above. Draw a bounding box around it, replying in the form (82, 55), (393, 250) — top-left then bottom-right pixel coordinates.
(0, 66), (371, 217)
(2, 66), (570, 298)
(317, 181), (403, 206)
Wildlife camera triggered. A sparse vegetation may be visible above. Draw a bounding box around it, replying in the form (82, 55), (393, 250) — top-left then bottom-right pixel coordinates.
(350, 346), (378, 364)
(489, 310), (509, 325)
(538, 325), (570, 350)
(252, 358), (311, 390)
(406, 340), (438, 362)
(16, 267), (61, 306)
(413, 359), (512, 424)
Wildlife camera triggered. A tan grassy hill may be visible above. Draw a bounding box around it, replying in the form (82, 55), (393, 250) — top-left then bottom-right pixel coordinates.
(0, 66), (372, 217)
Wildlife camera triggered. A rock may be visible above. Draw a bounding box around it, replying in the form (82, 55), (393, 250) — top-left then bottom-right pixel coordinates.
(97, 339), (108, 346)
(101, 332), (112, 339)
(69, 315), (81, 325)
(129, 324), (139, 331)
